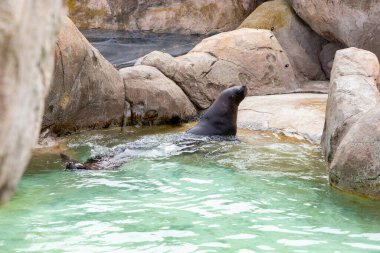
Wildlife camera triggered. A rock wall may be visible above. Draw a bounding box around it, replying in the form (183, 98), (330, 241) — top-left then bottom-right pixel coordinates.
(43, 17), (126, 135)
(330, 107), (380, 199)
(321, 48), (380, 165)
(321, 47), (380, 199)
(0, 1), (63, 204)
(289, 0), (380, 60)
(239, 0), (327, 82)
(68, 0), (258, 34)
(319, 43), (344, 79)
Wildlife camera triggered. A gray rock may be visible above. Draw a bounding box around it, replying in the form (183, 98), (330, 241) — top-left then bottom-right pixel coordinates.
(321, 48), (380, 165)
(330, 106), (380, 199)
(43, 17), (126, 135)
(120, 65), (197, 125)
(68, 0), (258, 34)
(0, 1), (63, 204)
(239, 0), (327, 82)
(289, 0), (380, 60)
(139, 29), (299, 109)
(319, 43), (344, 79)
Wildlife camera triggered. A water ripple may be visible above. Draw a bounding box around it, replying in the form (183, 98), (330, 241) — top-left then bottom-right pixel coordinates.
(2, 129), (380, 252)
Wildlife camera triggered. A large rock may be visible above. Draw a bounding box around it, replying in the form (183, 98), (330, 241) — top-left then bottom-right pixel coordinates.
(120, 65), (197, 125)
(239, 0), (326, 82)
(289, 0), (380, 60)
(43, 17), (126, 135)
(330, 107), (380, 199)
(321, 48), (380, 165)
(138, 29), (299, 109)
(237, 93), (327, 143)
(68, 0), (257, 34)
(0, 1), (62, 204)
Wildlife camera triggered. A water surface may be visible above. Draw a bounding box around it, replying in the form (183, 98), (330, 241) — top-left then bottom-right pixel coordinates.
(1, 126), (380, 252)
(82, 30), (205, 68)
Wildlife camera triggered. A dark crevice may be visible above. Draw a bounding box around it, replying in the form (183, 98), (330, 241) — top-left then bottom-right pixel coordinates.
(56, 42), (65, 90)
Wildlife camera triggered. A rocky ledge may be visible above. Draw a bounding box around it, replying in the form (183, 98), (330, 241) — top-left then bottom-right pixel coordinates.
(238, 93), (327, 144)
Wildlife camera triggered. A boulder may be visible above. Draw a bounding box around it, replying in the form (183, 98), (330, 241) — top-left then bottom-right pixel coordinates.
(319, 43), (344, 79)
(135, 51), (178, 79)
(289, 0), (380, 60)
(237, 93), (327, 143)
(239, 0), (326, 82)
(330, 107), (380, 199)
(68, 0), (258, 34)
(0, 1), (62, 204)
(120, 65), (197, 125)
(43, 17), (126, 135)
(321, 48), (380, 165)
(138, 29), (299, 109)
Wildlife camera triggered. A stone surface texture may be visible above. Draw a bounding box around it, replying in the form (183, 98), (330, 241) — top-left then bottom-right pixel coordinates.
(138, 29), (299, 109)
(330, 107), (380, 199)
(321, 48), (380, 165)
(297, 81), (329, 94)
(0, 0), (63, 204)
(68, 0), (258, 34)
(237, 93), (327, 143)
(43, 17), (126, 135)
(319, 42), (344, 79)
(239, 0), (326, 82)
(120, 65), (197, 125)
(289, 0), (380, 60)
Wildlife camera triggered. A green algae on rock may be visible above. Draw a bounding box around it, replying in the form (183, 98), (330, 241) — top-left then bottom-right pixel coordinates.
(239, 0), (327, 82)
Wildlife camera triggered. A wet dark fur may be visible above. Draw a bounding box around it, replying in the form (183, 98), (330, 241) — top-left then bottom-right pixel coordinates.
(187, 85), (247, 136)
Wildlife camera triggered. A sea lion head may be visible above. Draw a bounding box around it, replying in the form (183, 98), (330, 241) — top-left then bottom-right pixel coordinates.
(220, 85), (247, 105)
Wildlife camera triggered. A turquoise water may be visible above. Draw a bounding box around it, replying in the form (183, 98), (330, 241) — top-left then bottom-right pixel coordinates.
(1, 126), (380, 252)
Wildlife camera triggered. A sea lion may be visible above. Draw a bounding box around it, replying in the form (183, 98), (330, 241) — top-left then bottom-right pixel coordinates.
(60, 154), (104, 170)
(187, 85), (247, 136)
(61, 85), (247, 170)
(60, 147), (132, 170)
